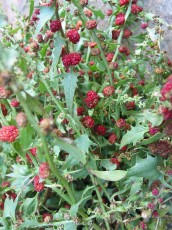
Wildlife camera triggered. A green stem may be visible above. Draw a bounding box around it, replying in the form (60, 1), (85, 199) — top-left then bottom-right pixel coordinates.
(90, 174), (111, 230)
(72, 0), (113, 86)
(14, 87), (76, 204)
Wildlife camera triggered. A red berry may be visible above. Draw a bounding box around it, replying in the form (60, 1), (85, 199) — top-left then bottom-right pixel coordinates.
(108, 133), (117, 144)
(50, 20), (62, 32)
(141, 22), (148, 29)
(10, 99), (20, 107)
(62, 53), (81, 67)
(80, 0), (88, 6)
(84, 90), (99, 109)
(82, 116), (95, 128)
(112, 29), (120, 40)
(152, 188), (159, 196)
(39, 162), (50, 179)
(131, 4), (143, 14)
(86, 20), (97, 30)
(111, 158), (120, 168)
(147, 202), (154, 209)
(0, 126), (19, 143)
(159, 106), (172, 120)
(106, 53), (114, 62)
(43, 213), (53, 222)
(0, 202), (4, 210)
(77, 107), (85, 116)
(152, 210), (159, 218)
(34, 175), (44, 192)
(149, 126), (160, 135)
(34, 8), (40, 15)
(103, 86), (115, 96)
(84, 9), (93, 18)
(95, 125), (106, 136)
(140, 221), (147, 230)
(161, 80), (172, 102)
(163, 120), (172, 136)
(119, 0), (129, 6)
(116, 118), (126, 128)
(66, 29), (80, 44)
(123, 29), (132, 38)
(1, 103), (8, 116)
(149, 140), (172, 158)
(26, 147), (37, 163)
(125, 101), (135, 110)
(106, 9), (113, 16)
(109, 62), (118, 70)
(1, 181), (10, 187)
(119, 45), (130, 56)
(115, 13), (125, 26)
(0, 86), (11, 98)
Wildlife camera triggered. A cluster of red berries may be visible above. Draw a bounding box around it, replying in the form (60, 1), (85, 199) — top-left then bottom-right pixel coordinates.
(84, 90), (99, 109)
(161, 75), (172, 103)
(62, 52), (81, 67)
(66, 29), (80, 44)
(34, 175), (44, 192)
(115, 13), (125, 26)
(86, 20), (97, 30)
(39, 162), (50, 179)
(0, 126), (19, 143)
(50, 19), (62, 32)
(119, 45), (130, 56)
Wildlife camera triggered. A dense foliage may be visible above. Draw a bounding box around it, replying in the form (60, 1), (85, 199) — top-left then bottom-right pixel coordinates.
(0, 0), (172, 229)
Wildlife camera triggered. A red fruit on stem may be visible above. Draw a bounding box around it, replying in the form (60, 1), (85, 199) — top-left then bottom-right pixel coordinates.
(39, 162), (50, 179)
(66, 29), (80, 44)
(95, 125), (106, 136)
(86, 20), (97, 30)
(103, 86), (115, 96)
(82, 116), (95, 128)
(0, 126), (19, 143)
(50, 20), (62, 32)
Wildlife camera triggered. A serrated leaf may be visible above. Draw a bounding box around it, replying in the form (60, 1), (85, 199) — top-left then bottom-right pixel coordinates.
(55, 138), (86, 164)
(63, 72), (78, 115)
(130, 177), (143, 196)
(70, 196), (91, 217)
(51, 33), (65, 69)
(74, 134), (93, 153)
(21, 195), (38, 216)
(34, 6), (54, 37)
(90, 169), (127, 181)
(120, 125), (149, 148)
(144, 110), (163, 126)
(140, 133), (165, 145)
(127, 155), (162, 180)
(3, 197), (17, 220)
(7, 165), (32, 193)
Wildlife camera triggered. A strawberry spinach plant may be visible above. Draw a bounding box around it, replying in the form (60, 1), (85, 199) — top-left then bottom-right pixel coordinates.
(0, 0), (172, 229)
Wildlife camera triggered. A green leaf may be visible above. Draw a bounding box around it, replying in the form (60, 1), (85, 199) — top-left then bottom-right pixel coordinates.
(63, 72), (78, 115)
(51, 33), (65, 70)
(89, 8), (105, 19)
(26, 94), (43, 115)
(64, 222), (77, 230)
(74, 134), (93, 153)
(3, 197), (17, 220)
(29, 0), (35, 20)
(143, 110), (163, 126)
(139, 133), (165, 145)
(100, 159), (118, 171)
(7, 164), (32, 193)
(21, 195), (38, 217)
(127, 155), (162, 180)
(120, 125), (149, 148)
(130, 177), (143, 196)
(34, 6), (54, 38)
(55, 138), (86, 164)
(70, 196), (91, 217)
(90, 169), (127, 181)
(19, 125), (34, 150)
(40, 43), (49, 59)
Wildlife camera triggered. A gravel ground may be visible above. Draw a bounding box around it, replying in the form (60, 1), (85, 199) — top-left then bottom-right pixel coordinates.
(1, 0), (172, 57)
